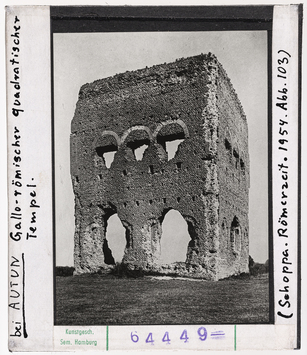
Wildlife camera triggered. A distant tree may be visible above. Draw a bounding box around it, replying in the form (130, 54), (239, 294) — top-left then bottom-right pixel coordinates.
(56, 266), (75, 277)
(249, 255), (255, 270)
(256, 263), (267, 274)
(248, 256), (269, 276)
(264, 259), (269, 273)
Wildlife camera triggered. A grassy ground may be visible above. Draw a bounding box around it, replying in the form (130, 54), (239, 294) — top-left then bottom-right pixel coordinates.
(55, 274), (269, 325)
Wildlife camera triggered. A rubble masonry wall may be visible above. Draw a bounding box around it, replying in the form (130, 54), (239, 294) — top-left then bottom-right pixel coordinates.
(70, 53), (249, 280)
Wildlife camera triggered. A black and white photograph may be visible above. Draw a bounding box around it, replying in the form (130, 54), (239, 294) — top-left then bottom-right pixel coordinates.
(4, 4), (303, 353)
(53, 8), (270, 326)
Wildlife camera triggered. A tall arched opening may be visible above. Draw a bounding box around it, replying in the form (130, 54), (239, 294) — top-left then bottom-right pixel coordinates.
(160, 209), (190, 265)
(105, 214), (126, 263)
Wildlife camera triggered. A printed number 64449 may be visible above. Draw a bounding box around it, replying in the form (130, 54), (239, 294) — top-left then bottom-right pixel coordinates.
(131, 327), (207, 345)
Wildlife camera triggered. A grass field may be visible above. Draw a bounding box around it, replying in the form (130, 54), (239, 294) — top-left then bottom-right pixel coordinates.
(55, 274), (269, 325)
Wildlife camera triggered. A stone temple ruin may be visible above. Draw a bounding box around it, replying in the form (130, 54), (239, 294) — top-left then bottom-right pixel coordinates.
(70, 53), (250, 280)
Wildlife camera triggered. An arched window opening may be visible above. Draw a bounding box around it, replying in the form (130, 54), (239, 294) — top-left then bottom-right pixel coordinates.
(156, 123), (186, 161)
(96, 136), (118, 169)
(165, 140), (184, 160)
(105, 214), (126, 263)
(123, 129), (151, 161)
(127, 139), (150, 161)
(230, 216), (241, 253)
(160, 210), (190, 264)
(96, 146), (117, 169)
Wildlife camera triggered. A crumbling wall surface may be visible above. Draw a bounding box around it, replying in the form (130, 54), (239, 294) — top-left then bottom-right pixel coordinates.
(215, 62), (250, 279)
(70, 53), (249, 280)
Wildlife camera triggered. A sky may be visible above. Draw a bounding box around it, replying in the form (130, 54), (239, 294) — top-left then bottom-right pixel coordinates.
(54, 30), (268, 266)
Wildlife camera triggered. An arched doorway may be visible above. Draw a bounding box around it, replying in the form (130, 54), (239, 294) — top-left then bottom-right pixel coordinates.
(105, 214), (126, 263)
(160, 209), (190, 264)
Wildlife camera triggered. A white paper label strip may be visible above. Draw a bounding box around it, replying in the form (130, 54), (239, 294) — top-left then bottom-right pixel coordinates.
(272, 3), (299, 343)
(7, 6), (53, 352)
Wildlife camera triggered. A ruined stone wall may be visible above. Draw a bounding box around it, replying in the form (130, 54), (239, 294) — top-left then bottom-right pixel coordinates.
(71, 53), (249, 280)
(215, 63), (250, 279)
